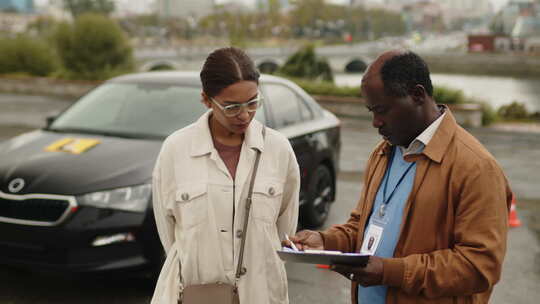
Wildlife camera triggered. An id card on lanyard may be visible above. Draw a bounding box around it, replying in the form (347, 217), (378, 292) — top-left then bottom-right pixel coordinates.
(360, 208), (389, 255)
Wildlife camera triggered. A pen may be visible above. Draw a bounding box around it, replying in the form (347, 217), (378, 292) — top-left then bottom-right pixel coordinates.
(285, 234), (299, 251)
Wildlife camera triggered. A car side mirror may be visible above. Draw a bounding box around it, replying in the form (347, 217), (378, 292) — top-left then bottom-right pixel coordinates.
(45, 112), (59, 128)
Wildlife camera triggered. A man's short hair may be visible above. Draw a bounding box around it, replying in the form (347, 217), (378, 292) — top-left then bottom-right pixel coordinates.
(380, 51), (434, 97)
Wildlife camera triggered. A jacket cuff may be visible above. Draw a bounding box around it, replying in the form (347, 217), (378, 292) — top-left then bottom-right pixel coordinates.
(319, 231), (338, 251)
(382, 258), (404, 287)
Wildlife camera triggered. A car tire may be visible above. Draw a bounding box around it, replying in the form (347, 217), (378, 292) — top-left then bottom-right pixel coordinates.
(301, 164), (334, 228)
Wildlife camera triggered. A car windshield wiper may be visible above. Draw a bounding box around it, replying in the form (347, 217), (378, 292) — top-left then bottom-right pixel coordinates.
(46, 127), (163, 140)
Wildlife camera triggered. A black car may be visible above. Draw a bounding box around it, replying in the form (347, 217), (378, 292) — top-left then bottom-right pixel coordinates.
(0, 72), (341, 274)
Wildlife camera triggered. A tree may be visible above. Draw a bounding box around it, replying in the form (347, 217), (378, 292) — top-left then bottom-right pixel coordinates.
(63, 0), (115, 17)
(27, 16), (60, 39)
(0, 35), (58, 77)
(489, 11), (506, 34)
(279, 44), (333, 82)
(268, 0), (282, 30)
(53, 14), (133, 80)
(1, 6), (18, 13)
(288, 0), (405, 41)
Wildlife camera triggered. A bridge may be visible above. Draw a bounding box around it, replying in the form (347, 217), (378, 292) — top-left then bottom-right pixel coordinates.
(135, 33), (469, 73)
(135, 44), (377, 73)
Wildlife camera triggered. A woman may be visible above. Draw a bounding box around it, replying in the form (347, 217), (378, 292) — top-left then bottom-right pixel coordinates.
(151, 47), (300, 304)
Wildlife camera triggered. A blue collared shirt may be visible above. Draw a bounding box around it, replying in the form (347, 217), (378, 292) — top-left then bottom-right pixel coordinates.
(358, 146), (417, 304)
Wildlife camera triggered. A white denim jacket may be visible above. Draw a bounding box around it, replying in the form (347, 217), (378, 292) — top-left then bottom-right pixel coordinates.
(151, 111), (300, 304)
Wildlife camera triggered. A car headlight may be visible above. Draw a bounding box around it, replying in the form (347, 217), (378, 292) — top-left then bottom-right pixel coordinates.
(78, 184), (151, 212)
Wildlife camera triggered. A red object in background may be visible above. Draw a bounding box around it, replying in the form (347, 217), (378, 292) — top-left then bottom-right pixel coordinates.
(509, 194), (522, 228)
(344, 33), (352, 43)
(316, 264), (330, 269)
(468, 35), (496, 52)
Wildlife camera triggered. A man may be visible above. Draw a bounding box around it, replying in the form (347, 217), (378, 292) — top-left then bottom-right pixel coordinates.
(287, 50), (512, 304)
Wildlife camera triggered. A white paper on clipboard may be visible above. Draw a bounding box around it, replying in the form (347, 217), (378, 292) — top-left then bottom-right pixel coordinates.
(277, 248), (370, 267)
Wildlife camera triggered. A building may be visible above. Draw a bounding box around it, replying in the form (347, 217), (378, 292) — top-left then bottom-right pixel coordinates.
(255, 0), (290, 10)
(383, 0), (417, 5)
(383, 0), (493, 27)
(114, 0), (156, 17)
(440, 0), (491, 13)
(437, 0), (493, 31)
(401, 1), (445, 32)
(0, 0), (34, 13)
(35, 0), (70, 19)
(156, 0), (214, 19)
(440, 0), (492, 18)
(498, 0), (538, 34)
(524, 36), (540, 53)
(468, 34), (511, 52)
(0, 12), (37, 32)
(511, 15), (540, 50)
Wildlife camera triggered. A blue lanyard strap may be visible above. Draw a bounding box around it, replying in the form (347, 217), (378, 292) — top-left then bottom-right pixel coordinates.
(381, 147), (415, 213)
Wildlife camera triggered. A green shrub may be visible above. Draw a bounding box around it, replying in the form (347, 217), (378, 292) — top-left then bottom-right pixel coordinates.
(27, 16), (60, 38)
(477, 101), (498, 126)
(497, 101), (529, 120)
(290, 78), (361, 97)
(284, 77), (499, 125)
(53, 13), (134, 80)
(433, 86), (465, 105)
(149, 64), (174, 71)
(0, 35), (58, 77)
(279, 44), (333, 82)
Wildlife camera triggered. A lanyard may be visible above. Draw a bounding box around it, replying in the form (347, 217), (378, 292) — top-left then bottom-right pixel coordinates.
(379, 147), (415, 218)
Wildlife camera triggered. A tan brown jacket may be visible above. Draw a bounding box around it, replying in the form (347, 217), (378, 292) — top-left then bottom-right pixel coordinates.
(321, 110), (512, 304)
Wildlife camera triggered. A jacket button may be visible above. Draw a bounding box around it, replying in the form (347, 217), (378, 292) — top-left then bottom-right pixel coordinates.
(181, 193), (189, 201)
(240, 267), (247, 275)
(236, 230), (243, 238)
(268, 187), (275, 196)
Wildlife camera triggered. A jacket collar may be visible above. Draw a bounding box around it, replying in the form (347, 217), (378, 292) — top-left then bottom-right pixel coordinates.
(420, 105), (457, 163)
(190, 110), (265, 157)
(378, 105), (458, 164)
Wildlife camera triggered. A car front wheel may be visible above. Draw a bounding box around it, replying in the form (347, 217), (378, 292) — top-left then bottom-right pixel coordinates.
(301, 164), (334, 228)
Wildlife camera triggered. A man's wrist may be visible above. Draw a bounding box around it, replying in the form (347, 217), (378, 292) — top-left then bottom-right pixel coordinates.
(382, 258), (405, 287)
(320, 231), (343, 251)
(317, 231), (326, 249)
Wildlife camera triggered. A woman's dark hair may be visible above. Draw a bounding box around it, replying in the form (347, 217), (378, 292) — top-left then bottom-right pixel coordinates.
(200, 47), (260, 97)
(380, 51), (433, 97)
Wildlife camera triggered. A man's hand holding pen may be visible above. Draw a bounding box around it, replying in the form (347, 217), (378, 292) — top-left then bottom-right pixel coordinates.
(282, 230), (324, 251)
(282, 230), (383, 287)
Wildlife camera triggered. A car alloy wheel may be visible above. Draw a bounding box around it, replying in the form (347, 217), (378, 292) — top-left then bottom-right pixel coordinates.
(302, 165), (334, 228)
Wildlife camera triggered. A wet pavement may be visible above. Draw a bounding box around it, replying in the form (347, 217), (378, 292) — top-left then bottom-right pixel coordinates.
(0, 93), (539, 303)
(0, 94), (72, 128)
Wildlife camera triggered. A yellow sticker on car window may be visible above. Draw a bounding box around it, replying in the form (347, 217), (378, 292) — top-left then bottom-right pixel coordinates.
(45, 138), (100, 154)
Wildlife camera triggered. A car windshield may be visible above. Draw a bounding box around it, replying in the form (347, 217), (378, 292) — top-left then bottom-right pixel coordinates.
(48, 82), (207, 139)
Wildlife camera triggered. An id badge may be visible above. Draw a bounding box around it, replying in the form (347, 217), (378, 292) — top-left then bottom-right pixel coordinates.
(360, 223), (384, 255)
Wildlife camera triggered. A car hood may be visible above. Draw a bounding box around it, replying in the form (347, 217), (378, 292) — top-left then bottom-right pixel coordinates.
(0, 130), (163, 195)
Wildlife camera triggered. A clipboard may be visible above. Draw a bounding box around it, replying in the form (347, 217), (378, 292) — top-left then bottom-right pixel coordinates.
(277, 249), (369, 267)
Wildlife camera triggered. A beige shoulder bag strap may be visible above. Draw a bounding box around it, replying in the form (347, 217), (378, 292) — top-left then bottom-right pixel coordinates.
(235, 126), (265, 282)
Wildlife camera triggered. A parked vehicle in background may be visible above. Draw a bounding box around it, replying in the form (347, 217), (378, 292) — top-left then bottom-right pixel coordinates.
(0, 71), (341, 275)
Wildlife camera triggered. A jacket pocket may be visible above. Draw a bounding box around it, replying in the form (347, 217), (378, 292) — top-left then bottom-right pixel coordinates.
(265, 249), (288, 303)
(175, 183), (208, 229)
(251, 180), (284, 224)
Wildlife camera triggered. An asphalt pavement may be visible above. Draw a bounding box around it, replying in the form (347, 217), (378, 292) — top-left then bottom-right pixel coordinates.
(0, 93), (538, 304)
